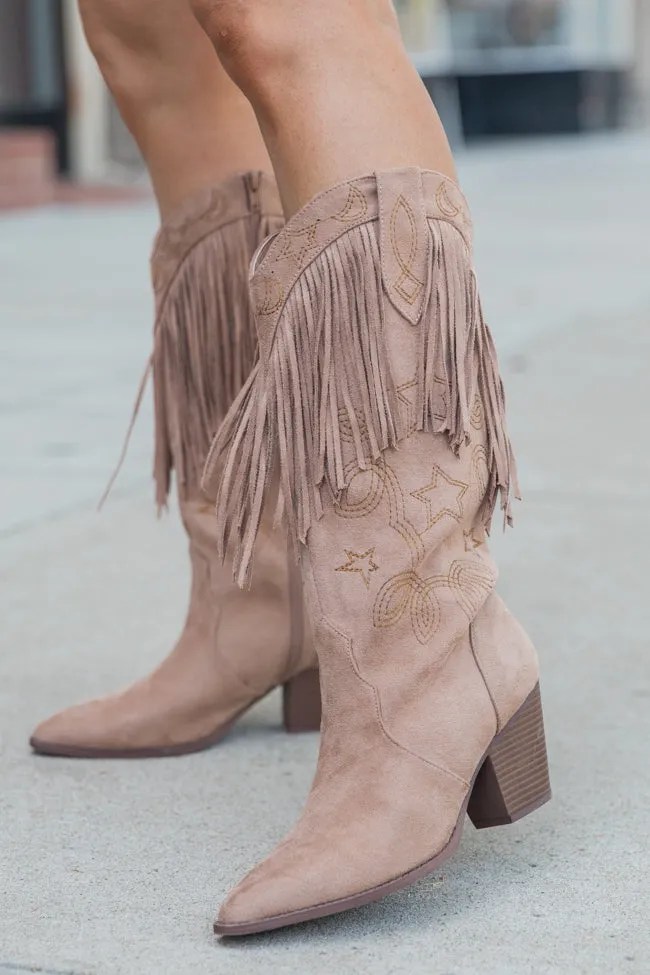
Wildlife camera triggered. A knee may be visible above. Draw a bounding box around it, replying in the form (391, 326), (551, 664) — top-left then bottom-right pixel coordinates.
(191, 0), (398, 98)
(189, 0), (298, 96)
(190, 0), (255, 58)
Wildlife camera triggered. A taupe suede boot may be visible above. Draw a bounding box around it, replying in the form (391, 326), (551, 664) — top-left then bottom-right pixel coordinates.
(30, 172), (319, 759)
(204, 169), (551, 933)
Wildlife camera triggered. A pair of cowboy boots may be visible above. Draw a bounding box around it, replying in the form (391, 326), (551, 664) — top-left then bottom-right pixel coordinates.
(32, 167), (550, 935)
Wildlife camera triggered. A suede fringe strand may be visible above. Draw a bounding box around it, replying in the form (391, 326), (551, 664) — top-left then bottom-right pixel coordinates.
(152, 213), (279, 509)
(416, 219), (519, 531)
(204, 219), (518, 588)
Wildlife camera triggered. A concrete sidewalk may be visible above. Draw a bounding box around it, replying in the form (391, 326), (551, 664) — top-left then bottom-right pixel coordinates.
(1, 134), (649, 975)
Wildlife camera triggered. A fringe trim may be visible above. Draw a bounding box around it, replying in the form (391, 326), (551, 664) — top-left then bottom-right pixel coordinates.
(204, 219), (518, 588)
(152, 209), (282, 509)
(417, 219), (519, 529)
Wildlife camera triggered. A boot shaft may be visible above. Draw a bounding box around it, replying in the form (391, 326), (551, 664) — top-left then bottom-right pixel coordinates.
(151, 171), (284, 508)
(204, 167), (535, 755)
(150, 172), (314, 694)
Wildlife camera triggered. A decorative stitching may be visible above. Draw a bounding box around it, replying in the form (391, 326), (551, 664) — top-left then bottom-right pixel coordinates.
(337, 407), (370, 446)
(435, 180), (460, 219)
(448, 558), (497, 619)
(155, 186), (225, 265)
(332, 184), (369, 223)
(463, 528), (485, 551)
(397, 376), (447, 430)
(471, 444), (489, 501)
(389, 195), (425, 304)
(251, 174), (473, 338)
(396, 380), (418, 435)
(373, 558), (496, 646)
(373, 569), (441, 645)
(470, 394), (484, 430)
(334, 457), (426, 567)
(271, 220), (321, 272)
(335, 548), (379, 589)
(256, 274), (285, 316)
(315, 610), (469, 787)
(410, 464), (468, 532)
(433, 375), (448, 422)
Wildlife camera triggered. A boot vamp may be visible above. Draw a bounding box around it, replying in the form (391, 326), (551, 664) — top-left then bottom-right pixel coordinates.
(31, 517), (297, 753)
(218, 600), (497, 926)
(29, 627), (267, 752)
(218, 726), (468, 926)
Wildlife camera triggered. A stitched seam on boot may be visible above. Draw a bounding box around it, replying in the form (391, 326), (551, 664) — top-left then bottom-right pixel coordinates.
(260, 215), (378, 339)
(201, 552), (274, 699)
(318, 612), (469, 789)
(212, 639), (272, 700)
(172, 544), (267, 701)
(260, 213), (469, 346)
(282, 544), (306, 682)
(469, 619), (501, 735)
(304, 565), (467, 784)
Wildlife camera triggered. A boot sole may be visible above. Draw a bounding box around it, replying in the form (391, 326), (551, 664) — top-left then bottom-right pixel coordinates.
(214, 682), (551, 936)
(29, 667), (321, 759)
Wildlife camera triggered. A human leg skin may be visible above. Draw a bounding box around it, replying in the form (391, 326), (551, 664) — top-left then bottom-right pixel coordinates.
(191, 0), (456, 215)
(77, 0), (272, 217)
(29, 0), (319, 759)
(193, 0), (551, 932)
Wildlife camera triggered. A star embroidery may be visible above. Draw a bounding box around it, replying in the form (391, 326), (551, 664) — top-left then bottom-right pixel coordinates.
(396, 377), (447, 429)
(464, 528), (485, 552)
(335, 548), (379, 589)
(411, 465), (468, 530)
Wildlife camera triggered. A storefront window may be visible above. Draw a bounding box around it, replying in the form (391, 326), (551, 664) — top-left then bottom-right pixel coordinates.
(446, 0), (567, 51)
(0, 0), (63, 110)
(396, 0), (634, 69)
(0, 1), (30, 106)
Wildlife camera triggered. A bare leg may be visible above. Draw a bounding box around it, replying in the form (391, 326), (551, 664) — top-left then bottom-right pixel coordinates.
(191, 0), (456, 215)
(79, 0), (272, 217)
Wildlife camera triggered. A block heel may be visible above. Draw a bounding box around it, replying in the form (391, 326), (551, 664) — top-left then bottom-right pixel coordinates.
(468, 683), (551, 829)
(282, 668), (321, 733)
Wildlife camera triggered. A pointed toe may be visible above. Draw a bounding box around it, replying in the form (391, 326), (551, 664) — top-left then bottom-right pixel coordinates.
(29, 704), (97, 757)
(214, 872), (280, 935)
(214, 889), (249, 934)
(30, 711), (73, 754)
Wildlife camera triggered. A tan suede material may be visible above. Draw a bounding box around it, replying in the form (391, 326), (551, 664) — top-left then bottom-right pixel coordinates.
(31, 501), (312, 753)
(470, 592), (540, 733)
(150, 171), (285, 507)
(31, 173), (316, 756)
(210, 170), (539, 926)
(304, 429), (499, 784)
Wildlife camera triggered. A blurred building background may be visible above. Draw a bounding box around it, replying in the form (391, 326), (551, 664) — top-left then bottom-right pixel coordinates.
(0, 0), (647, 198)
